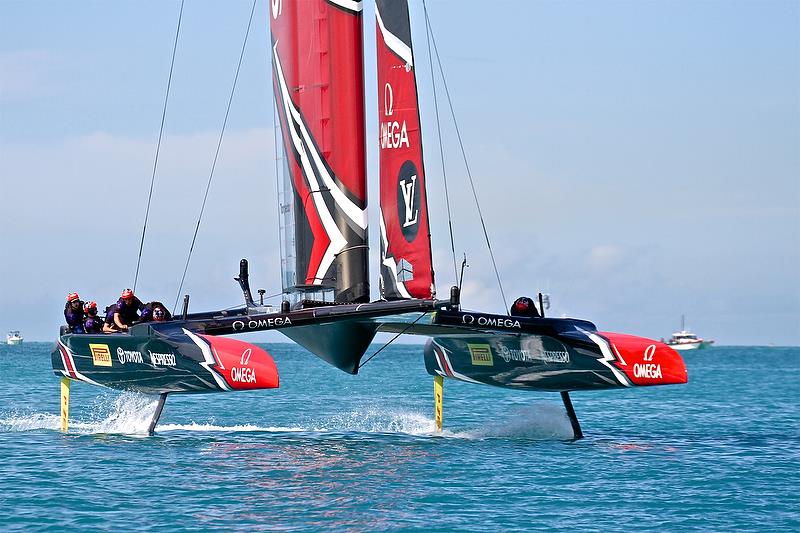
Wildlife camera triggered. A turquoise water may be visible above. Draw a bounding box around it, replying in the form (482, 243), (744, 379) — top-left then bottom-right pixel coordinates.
(1, 342), (798, 531)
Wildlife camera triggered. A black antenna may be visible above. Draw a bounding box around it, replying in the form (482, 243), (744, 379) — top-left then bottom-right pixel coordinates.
(450, 254), (468, 310)
(538, 292), (545, 318)
(458, 253), (468, 293)
(235, 259), (256, 307)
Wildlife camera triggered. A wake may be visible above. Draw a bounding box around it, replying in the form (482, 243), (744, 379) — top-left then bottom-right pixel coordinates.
(1, 394), (574, 440)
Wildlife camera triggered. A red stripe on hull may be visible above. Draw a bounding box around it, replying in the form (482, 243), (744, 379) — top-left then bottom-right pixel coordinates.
(59, 344), (78, 379)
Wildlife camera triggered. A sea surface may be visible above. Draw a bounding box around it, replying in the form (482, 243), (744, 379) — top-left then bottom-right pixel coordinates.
(1, 342), (798, 531)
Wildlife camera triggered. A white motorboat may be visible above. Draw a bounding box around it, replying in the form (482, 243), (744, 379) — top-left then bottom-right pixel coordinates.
(6, 331), (23, 345)
(666, 317), (713, 351)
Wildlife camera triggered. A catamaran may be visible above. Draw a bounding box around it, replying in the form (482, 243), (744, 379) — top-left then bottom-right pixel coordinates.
(52, 0), (686, 438)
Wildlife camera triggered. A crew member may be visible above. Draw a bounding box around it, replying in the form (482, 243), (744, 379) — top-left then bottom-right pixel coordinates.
(83, 301), (104, 333)
(152, 307), (169, 322)
(140, 301), (172, 323)
(509, 296), (540, 318)
(102, 305), (120, 333)
(64, 292), (85, 333)
(110, 288), (146, 332)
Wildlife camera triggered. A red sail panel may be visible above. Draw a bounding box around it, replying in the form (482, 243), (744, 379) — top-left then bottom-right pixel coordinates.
(375, 0), (434, 300)
(270, 0), (369, 303)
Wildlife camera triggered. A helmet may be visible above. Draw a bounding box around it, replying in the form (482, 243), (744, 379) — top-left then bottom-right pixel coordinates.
(153, 307), (165, 320)
(67, 292), (80, 303)
(84, 301), (97, 314)
(121, 288), (134, 299)
(513, 297), (531, 312)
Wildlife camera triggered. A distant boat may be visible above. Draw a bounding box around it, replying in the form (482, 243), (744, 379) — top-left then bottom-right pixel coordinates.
(6, 331), (23, 345)
(666, 316), (713, 351)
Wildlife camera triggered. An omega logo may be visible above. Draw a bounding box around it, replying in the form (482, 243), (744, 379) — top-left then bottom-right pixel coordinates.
(384, 83), (394, 117)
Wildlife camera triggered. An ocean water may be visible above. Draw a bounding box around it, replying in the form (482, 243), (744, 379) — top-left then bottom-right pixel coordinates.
(1, 342), (798, 531)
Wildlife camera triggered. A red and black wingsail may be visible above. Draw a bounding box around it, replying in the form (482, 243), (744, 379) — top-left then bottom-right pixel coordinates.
(270, 0), (369, 303)
(376, 0), (435, 300)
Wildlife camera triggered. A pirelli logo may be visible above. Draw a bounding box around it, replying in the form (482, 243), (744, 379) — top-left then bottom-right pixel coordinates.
(468, 344), (493, 366)
(89, 344), (112, 367)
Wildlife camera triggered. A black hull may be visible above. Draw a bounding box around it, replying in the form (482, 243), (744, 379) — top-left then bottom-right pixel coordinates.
(53, 329), (278, 394)
(423, 309), (688, 391)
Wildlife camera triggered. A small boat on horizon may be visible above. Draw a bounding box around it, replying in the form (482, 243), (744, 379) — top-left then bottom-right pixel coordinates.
(665, 316), (713, 351)
(6, 331), (23, 345)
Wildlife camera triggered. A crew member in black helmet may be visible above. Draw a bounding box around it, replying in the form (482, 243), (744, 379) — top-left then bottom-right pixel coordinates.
(510, 296), (540, 318)
(82, 301), (104, 333)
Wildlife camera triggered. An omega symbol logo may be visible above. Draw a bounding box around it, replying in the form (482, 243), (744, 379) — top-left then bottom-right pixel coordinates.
(644, 344), (656, 361)
(384, 83), (394, 117)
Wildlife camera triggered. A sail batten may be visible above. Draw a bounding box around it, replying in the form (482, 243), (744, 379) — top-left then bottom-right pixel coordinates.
(270, 0), (369, 303)
(376, 0), (435, 300)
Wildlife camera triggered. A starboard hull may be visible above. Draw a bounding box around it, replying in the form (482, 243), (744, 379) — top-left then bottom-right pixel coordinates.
(424, 310), (687, 391)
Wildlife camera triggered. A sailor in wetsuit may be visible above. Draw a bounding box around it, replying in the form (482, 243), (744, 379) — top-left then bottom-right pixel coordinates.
(509, 296), (540, 318)
(108, 288), (146, 332)
(139, 301), (172, 323)
(82, 301), (104, 334)
(152, 306), (169, 322)
(102, 306), (119, 333)
(64, 292), (85, 333)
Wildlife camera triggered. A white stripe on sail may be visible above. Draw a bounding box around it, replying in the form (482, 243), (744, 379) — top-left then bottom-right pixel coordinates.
(273, 44), (348, 283)
(380, 208), (412, 299)
(375, 5), (413, 68)
(327, 0), (363, 13)
(289, 97), (368, 231)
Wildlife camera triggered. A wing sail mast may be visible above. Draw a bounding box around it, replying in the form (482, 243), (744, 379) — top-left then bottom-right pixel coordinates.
(375, 0), (435, 300)
(270, 0), (370, 304)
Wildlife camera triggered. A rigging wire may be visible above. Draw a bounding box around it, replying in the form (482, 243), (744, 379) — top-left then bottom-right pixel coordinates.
(133, 0), (185, 292)
(423, 5), (509, 312)
(357, 312), (428, 370)
(172, 0), (259, 314)
(422, 0), (458, 285)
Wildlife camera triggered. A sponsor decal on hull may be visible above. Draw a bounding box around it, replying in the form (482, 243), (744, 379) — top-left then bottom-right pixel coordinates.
(148, 350), (176, 367)
(498, 344), (570, 364)
(468, 344), (494, 366)
(461, 313), (521, 330)
(232, 316), (292, 332)
(89, 344), (112, 367)
(116, 347), (143, 365)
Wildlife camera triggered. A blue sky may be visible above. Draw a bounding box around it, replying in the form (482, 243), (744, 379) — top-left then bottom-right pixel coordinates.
(1, 0), (798, 344)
